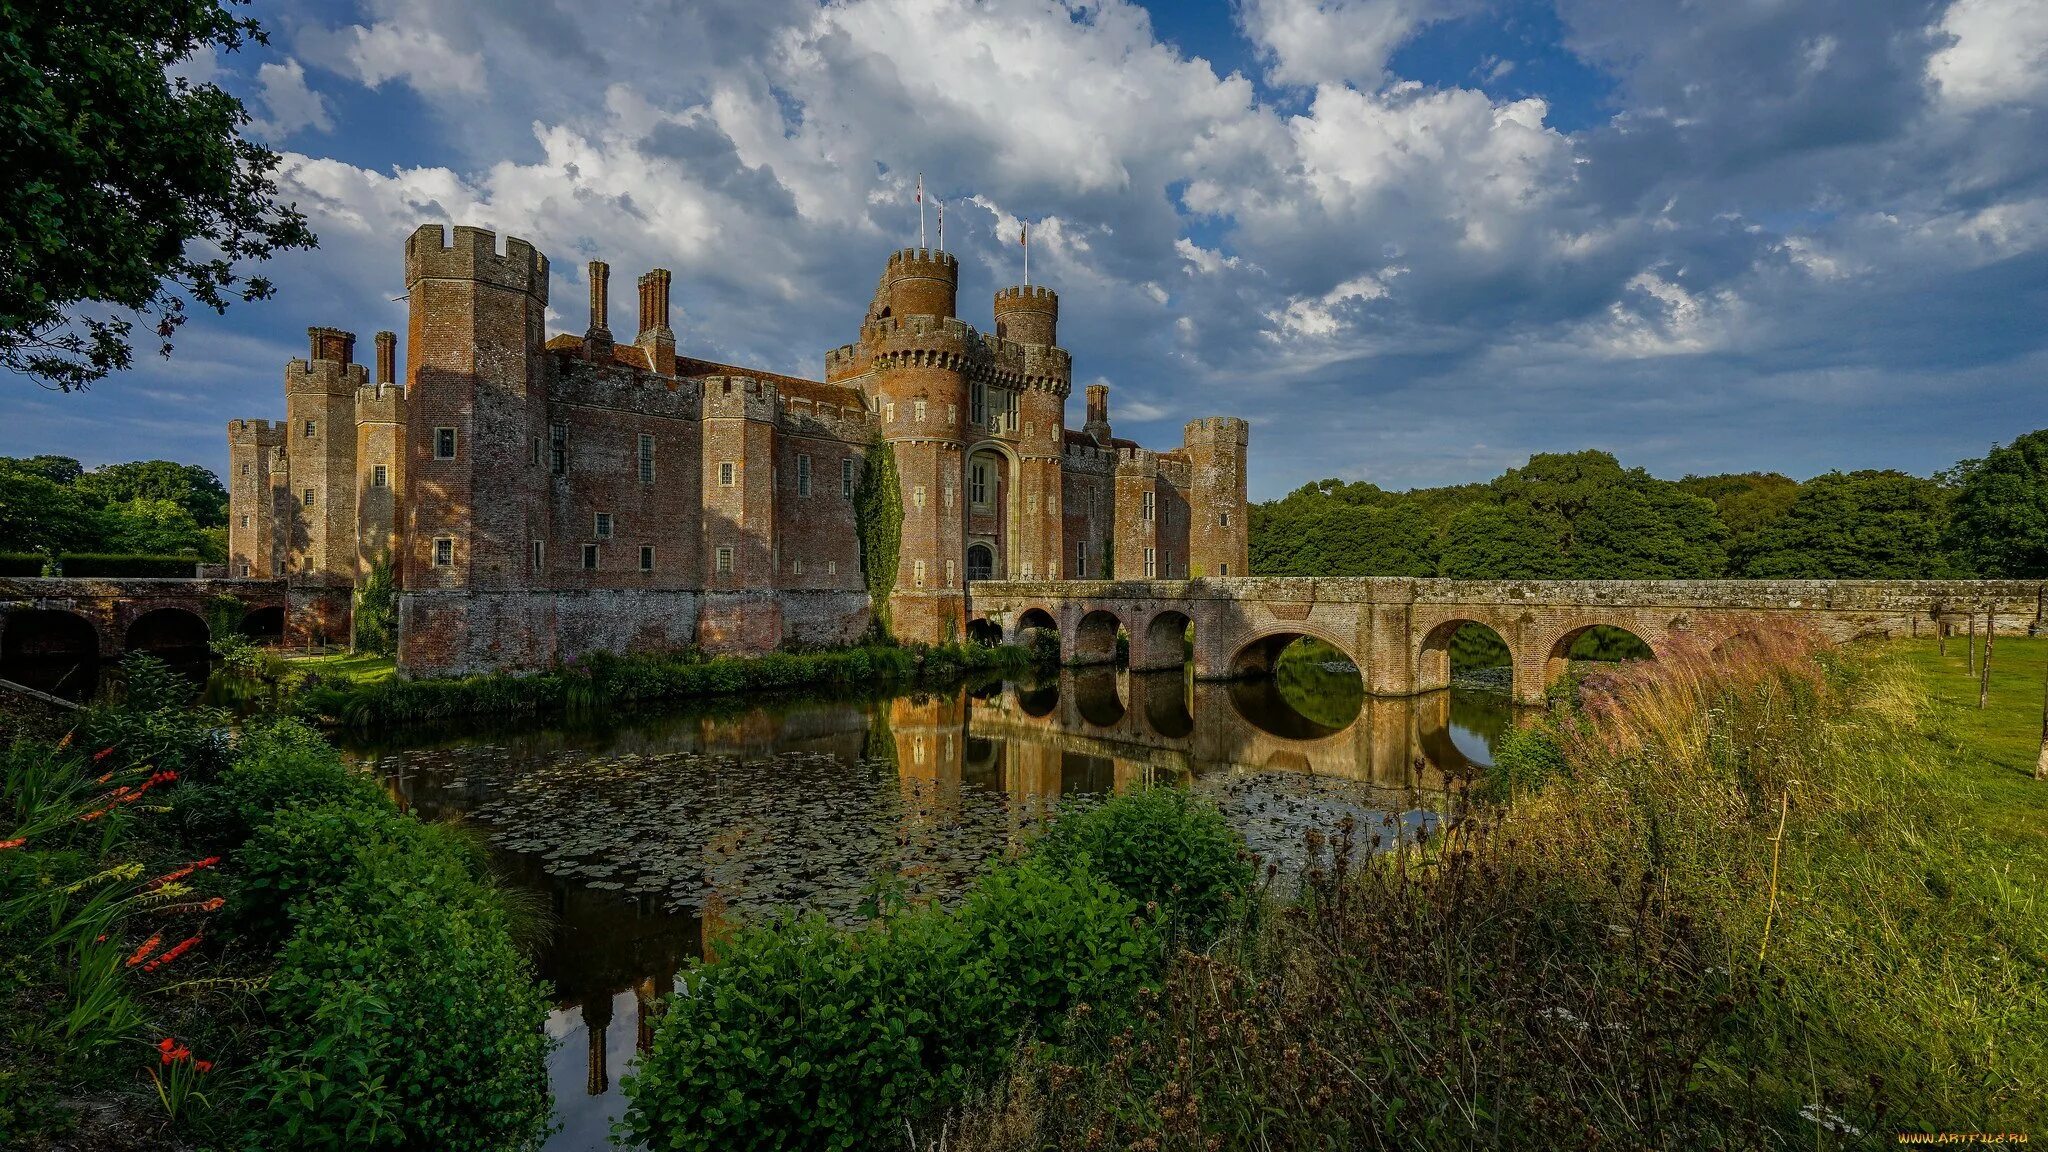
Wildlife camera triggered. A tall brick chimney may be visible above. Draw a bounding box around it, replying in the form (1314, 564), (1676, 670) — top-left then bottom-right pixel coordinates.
(309, 326), (355, 366)
(636, 268), (676, 375)
(1084, 382), (1111, 445)
(585, 260), (614, 362)
(374, 330), (396, 386)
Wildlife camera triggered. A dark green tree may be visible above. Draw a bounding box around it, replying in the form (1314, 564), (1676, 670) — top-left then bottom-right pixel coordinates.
(1437, 504), (1569, 578)
(1944, 430), (2048, 577)
(0, 460), (96, 554)
(95, 496), (213, 556)
(1572, 484), (1727, 578)
(5, 454), (85, 485)
(2, 1), (315, 390)
(75, 459), (229, 526)
(1740, 470), (1957, 578)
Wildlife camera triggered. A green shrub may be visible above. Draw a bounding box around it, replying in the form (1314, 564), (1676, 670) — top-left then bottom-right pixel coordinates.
(1483, 721), (1571, 799)
(623, 858), (1161, 1152)
(0, 552), (46, 576)
(1036, 787), (1254, 946)
(76, 653), (230, 777)
(230, 802), (467, 947)
(246, 843), (550, 1152)
(55, 553), (202, 578)
(179, 719), (390, 849)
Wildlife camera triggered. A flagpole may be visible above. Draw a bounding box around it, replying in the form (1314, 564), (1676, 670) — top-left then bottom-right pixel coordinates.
(917, 173), (925, 249)
(937, 199), (944, 252)
(1023, 222), (1030, 286)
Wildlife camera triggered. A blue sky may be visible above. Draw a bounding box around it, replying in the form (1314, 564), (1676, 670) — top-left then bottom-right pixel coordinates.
(6, 0), (2046, 500)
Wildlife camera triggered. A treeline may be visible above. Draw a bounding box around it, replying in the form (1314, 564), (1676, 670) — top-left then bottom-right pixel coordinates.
(1251, 430), (2048, 579)
(0, 455), (228, 564)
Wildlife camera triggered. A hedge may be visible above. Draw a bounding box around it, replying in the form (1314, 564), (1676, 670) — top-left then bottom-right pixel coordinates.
(44, 553), (204, 578)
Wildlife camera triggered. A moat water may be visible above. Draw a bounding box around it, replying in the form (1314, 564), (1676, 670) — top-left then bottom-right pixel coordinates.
(334, 666), (1513, 1151)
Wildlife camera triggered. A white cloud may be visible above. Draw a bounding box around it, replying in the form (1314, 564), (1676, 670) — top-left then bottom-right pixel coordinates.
(250, 58), (334, 142)
(310, 18), (488, 96)
(1929, 0), (2048, 109)
(1237, 0), (1445, 88)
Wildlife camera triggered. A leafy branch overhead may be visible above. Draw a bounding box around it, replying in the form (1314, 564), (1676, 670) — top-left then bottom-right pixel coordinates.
(0, 1), (316, 391)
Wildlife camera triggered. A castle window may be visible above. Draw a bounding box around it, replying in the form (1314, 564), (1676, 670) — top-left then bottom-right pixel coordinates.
(532, 540), (544, 572)
(240, 514), (249, 528)
(948, 403), (956, 426)
(944, 559), (955, 587)
(1001, 390), (1019, 431)
(435, 427), (456, 460)
(827, 560), (837, 576)
(885, 402), (896, 423)
(971, 382), (986, 426)
(719, 462), (736, 487)
(1144, 547), (1157, 578)
(1165, 550), (1173, 577)
(913, 485), (927, 510)
(943, 485), (954, 511)
(1075, 540), (1087, 577)
(304, 419), (316, 439)
(639, 434), (655, 483)
(1220, 511), (1231, 527)
(1142, 491), (1155, 522)
(531, 437), (543, 468)
(372, 464), (388, 488)
(914, 560), (927, 588)
(549, 423), (568, 474)
(640, 546), (654, 572)
(273, 559), (286, 576)
(1219, 563), (1229, 576)
(1021, 561), (1033, 579)
(716, 546), (734, 574)
(797, 454), (812, 497)
(594, 512), (613, 539)
(970, 461), (989, 507)
(237, 562), (251, 578)
(841, 458), (854, 498)
(582, 544), (599, 570)
(302, 487), (315, 507)
(792, 558), (804, 576)
(433, 537), (453, 567)
(914, 399), (928, 423)
(240, 463), (250, 476)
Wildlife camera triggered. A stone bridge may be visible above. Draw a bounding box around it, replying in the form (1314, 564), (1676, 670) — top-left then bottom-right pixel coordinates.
(0, 578), (345, 697)
(968, 577), (2044, 705)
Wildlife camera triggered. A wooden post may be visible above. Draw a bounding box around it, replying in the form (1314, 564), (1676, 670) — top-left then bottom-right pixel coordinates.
(1980, 609), (1994, 710)
(1969, 611), (1978, 675)
(2037, 643), (2048, 781)
(1938, 614), (1947, 657)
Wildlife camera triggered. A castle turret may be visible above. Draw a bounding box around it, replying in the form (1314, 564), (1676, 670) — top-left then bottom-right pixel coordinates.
(1183, 417), (1250, 578)
(697, 376), (783, 650)
(227, 419), (287, 580)
(635, 268), (675, 376)
(285, 327), (369, 595)
(877, 247), (959, 323)
(400, 224), (549, 670)
(994, 285), (1068, 582)
(993, 284), (1057, 346)
(354, 330), (405, 583)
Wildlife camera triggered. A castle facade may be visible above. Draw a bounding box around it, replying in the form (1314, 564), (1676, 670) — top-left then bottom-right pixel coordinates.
(228, 224), (1249, 675)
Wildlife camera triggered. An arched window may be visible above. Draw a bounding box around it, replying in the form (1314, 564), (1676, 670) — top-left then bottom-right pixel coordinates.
(966, 544), (995, 582)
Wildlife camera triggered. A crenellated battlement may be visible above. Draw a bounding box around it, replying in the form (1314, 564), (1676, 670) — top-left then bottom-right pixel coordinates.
(228, 418), (286, 444)
(886, 247), (960, 276)
(404, 224), (549, 301)
(1184, 416), (1250, 445)
(702, 375), (781, 422)
(354, 381), (406, 423)
(287, 355), (369, 396)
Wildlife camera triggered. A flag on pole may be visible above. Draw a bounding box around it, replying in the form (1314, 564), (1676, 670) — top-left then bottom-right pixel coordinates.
(936, 198), (944, 252)
(916, 173), (925, 249)
(1021, 222), (1030, 285)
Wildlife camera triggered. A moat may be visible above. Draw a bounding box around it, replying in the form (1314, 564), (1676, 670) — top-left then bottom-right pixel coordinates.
(337, 667), (1511, 1151)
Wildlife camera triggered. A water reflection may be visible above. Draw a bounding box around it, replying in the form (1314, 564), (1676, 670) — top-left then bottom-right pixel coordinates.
(344, 671), (1518, 1152)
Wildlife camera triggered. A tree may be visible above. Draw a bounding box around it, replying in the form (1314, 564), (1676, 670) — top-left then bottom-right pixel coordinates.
(1, 1), (315, 391)
(95, 496), (210, 555)
(1573, 484), (1728, 578)
(1944, 430), (2048, 577)
(1678, 471), (1799, 569)
(4, 454), (85, 486)
(1740, 470), (1957, 578)
(1437, 504), (1569, 578)
(0, 462), (96, 554)
(74, 460), (228, 526)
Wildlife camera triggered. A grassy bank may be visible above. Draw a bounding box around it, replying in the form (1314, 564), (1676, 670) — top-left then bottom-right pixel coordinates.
(269, 640), (1039, 729)
(2, 655), (551, 1151)
(931, 630), (2045, 1147)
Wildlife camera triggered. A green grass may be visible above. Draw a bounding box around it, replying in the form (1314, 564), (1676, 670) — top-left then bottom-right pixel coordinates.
(276, 651), (395, 685)
(1893, 634), (2048, 854)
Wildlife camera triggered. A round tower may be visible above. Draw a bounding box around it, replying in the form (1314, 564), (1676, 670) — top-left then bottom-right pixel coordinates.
(875, 248), (959, 323)
(993, 285), (1058, 346)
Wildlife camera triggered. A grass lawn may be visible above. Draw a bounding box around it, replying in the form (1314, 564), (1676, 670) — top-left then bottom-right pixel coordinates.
(275, 649), (396, 685)
(1891, 633), (2048, 859)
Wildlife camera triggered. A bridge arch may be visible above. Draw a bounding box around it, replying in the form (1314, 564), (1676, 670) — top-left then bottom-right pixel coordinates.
(1136, 609), (1192, 670)
(124, 607), (210, 663)
(1227, 624), (1357, 680)
(1416, 618), (1515, 696)
(1071, 609), (1124, 666)
(1, 608), (101, 700)
(965, 615), (1004, 646)
(239, 605), (286, 644)
(1073, 667), (1127, 728)
(1542, 622), (1655, 691)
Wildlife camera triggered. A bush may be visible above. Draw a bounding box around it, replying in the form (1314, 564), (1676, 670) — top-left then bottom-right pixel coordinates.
(623, 857), (1162, 1152)
(1036, 787), (1254, 946)
(76, 653), (231, 778)
(0, 552), (45, 576)
(178, 719), (390, 849)
(230, 802), (468, 947)
(246, 844), (551, 1152)
(54, 553), (202, 578)
(1482, 721), (1570, 799)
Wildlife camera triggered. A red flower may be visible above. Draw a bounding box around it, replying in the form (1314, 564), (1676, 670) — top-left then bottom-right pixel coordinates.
(0, 838), (25, 851)
(93, 747), (114, 762)
(143, 934), (200, 973)
(126, 934), (163, 967)
(193, 1060), (213, 1073)
(146, 857), (222, 891)
(157, 1037), (176, 1053)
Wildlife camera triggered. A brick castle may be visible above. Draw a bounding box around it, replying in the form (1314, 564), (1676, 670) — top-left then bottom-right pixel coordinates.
(228, 224), (1249, 675)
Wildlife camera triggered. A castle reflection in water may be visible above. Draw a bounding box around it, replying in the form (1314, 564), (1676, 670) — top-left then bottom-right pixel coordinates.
(357, 669), (1510, 1151)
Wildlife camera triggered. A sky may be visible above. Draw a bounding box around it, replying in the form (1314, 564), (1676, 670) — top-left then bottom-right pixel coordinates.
(6, 0), (2047, 501)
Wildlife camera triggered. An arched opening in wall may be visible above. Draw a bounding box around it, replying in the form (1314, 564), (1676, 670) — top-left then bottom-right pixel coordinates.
(1062, 751), (1116, 795)
(1136, 668), (1193, 738)
(962, 734), (1002, 789)
(1227, 632), (1362, 738)
(0, 609), (99, 701)
(1072, 610), (1123, 666)
(1016, 679), (1060, 718)
(1014, 607), (1059, 663)
(965, 616), (1003, 647)
(1138, 609), (1192, 670)
(1417, 619), (1513, 696)
(238, 605), (286, 645)
(1545, 624), (1654, 691)
(1073, 667), (1127, 727)
(966, 544), (996, 583)
(124, 608), (210, 679)
(1415, 688), (1516, 778)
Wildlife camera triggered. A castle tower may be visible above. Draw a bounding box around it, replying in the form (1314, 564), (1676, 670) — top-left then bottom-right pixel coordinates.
(354, 330), (406, 582)
(861, 249), (970, 641)
(226, 419), (287, 580)
(1183, 417), (1250, 577)
(399, 224), (549, 671)
(285, 327), (368, 591)
(1083, 382), (1112, 446)
(697, 375), (782, 651)
(994, 285), (1069, 582)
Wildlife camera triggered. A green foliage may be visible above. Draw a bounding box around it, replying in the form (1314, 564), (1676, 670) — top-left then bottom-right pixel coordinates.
(178, 718), (390, 849)
(1035, 786), (1254, 946)
(1944, 428), (2048, 576)
(49, 552), (206, 577)
(94, 498), (216, 558)
(247, 843), (551, 1152)
(0, 2), (316, 391)
(350, 557), (396, 656)
(230, 802), (458, 946)
(1480, 721), (1570, 799)
(853, 438), (902, 636)
(623, 853), (1161, 1152)
(71, 460), (229, 527)
(77, 652), (229, 777)
(1739, 469), (1957, 577)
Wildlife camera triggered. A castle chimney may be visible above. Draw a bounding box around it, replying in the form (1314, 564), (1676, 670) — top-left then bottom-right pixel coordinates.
(374, 331), (396, 386)
(635, 269), (676, 376)
(585, 260), (614, 362)
(309, 326), (355, 366)
(1085, 383), (1112, 445)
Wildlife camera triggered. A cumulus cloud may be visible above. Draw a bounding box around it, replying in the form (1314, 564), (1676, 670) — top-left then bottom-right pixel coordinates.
(1237, 0), (1448, 88)
(1928, 0), (2048, 109)
(304, 15), (488, 96)
(249, 58), (333, 141)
